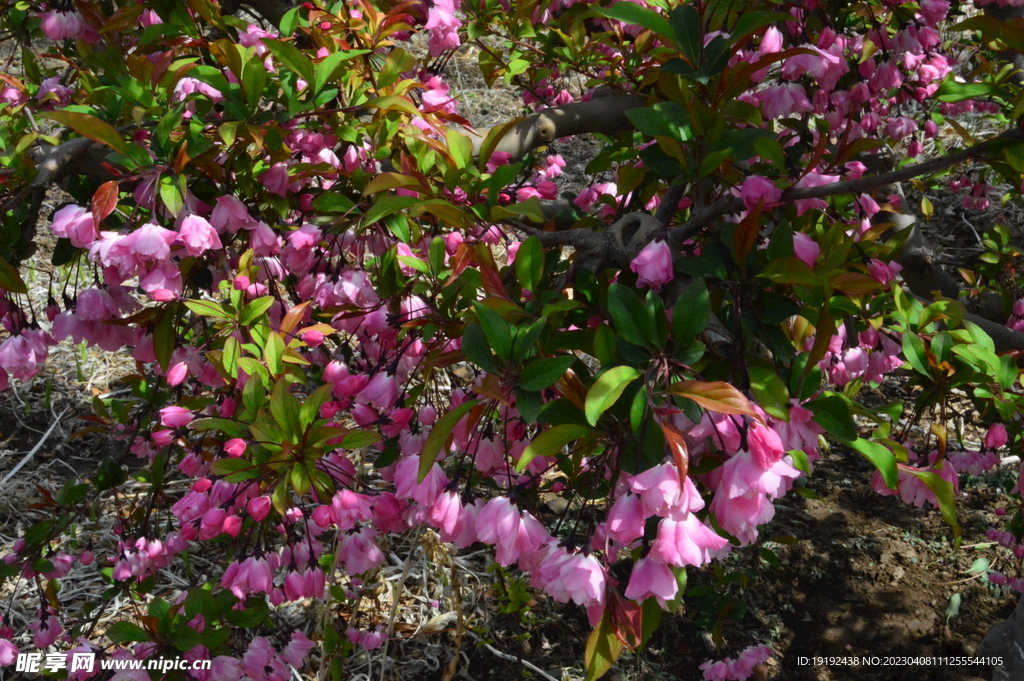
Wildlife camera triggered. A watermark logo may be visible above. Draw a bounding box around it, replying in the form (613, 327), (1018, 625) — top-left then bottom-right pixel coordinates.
(13, 651), (211, 674)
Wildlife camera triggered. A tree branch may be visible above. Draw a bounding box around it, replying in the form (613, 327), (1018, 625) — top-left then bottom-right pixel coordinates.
(667, 128), (1024, 245)
(465, 91), (647, 162)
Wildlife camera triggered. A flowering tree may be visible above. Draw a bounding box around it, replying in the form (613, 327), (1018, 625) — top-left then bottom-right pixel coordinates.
(2, 0), (1024, 679)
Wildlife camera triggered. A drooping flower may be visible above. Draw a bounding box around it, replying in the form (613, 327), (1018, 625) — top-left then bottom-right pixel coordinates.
(739, 176), (782, 210)
(792, 232), (820, 267)
(755, 83), (814, 119)
(630, 239), (674, 290)
(178, 214), (222, 256)
(624, 556), (679, 606)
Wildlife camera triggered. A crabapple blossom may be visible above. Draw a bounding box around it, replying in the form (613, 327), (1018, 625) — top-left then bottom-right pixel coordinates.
(630, 239), (674, 290)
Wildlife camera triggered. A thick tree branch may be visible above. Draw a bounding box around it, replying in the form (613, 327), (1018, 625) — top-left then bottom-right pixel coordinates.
(665, 128), (1024, 245)
(466, 91), (647, 162)
(788, 128), (1024, 201)
(220, 0), (300, 25)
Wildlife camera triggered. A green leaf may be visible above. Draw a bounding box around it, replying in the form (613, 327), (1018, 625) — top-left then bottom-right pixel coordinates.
(672, 280), (710, 345)
(729, 11), (793, 46)
(315, 49), (372, 93)
(311, 192), (356, 214)
(516, 424), (592, 473)
(945, 592), (962, 623)
(0, 256), (28, 293)
(341, 430), (382, 449)
(159, 176), (184, 217)
(106, 621), (150, 643)
(670, 4), (702, 63)
(902, 332), (932, 377)
(264, 331), (285, 375)
(240, 296), (276, 325)
(279, 6), (300, 34)
(262, 39), (315, 84)
(447, 129), (474, 168)
(420, 399), (480, 482)
(211, 457), (260, 482)
(520, 356), (576, 392)
(270, 377), (300, 440)
(626, 101), (691, 142)
(953, 15), (1024, 54)
(909, 467), (961, 539)
(805, 394), (857, 441)
(935, 81), (1005, 103)
(585, 608), (625, 681)
(586, 366), (642, 426)
(592, 3), (674, 40)
(645, 290), (667, 349)
(462, 323), (497, 373)
(300, 384), (334, 428)
(512, 317), (547, 361)
(364, 194), (421, 226)
(749, 366), (790, 421)
(608, 283), (655, 348)
(40, 110), (130, 156)
(191, 418), (247, 439)
(222, 336), (240, 377)
(474, 302), (513, 359)
(850, 438), (897, 489)
(640, 597), (662, 649)
(515, 236), (545, 292)
(185, 299), (231, 320)
(153, 304), (177, 372)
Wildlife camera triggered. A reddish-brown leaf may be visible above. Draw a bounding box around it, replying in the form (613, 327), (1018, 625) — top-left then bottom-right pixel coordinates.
(90, 180), (120, 225)
(607, 586), (644, 650)
(829, 271), (881, 295)
(733, 200), (761, 265)
(657, 418), (690, 479)
(669, 380), (758, 418)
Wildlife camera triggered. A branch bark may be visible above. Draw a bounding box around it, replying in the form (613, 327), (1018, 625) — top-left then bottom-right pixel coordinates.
(465, 91), (647, 162)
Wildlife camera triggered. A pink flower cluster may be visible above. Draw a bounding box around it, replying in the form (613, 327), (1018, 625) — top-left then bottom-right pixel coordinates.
(700, 644), (774, 681)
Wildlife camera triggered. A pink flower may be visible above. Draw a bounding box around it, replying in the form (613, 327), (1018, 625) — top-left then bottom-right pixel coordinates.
(0, 639), (18, 665)
(867, 258), (902, 285)
(739, 176), (782, 211)
(884, 116), (918, 141)
(538, 547), (606, 607)
(606, 493), (647, 544)
(624, 556), (678, 606)
(748, 422), (784, 469)
(709, 491), (774, 545)
(39, 9), (89, 41)
(985, 423), (1008, 450)
(424, 0), (461, 56)
(717, 450), (801, 501)
(760, 26), (783, 53)
(651, 513), (729, 567)
(211, 195), (252, 232)
(394, 455), (449, 506)
(755, 83), (813, 119)
(224, 438), (247, 457)
(573, 182), (617, 213)
(338, 526), (385, 575)
(793, 172), (839, 216)
(51, 205), (97, 248)
(178, 214), (222, 256)
(261, 163), (291, 196)
(248, 496), (271, 521)
(700, 660), (730, 681)
(630, 239), (674, 290)
(918, 0), (949, 25)
(159, 406), (194, 428)
(476, 497), (550, 566)
(792, 232), (820, 267)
